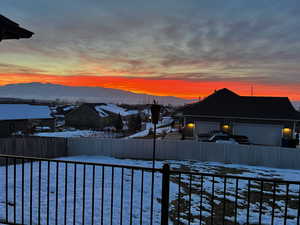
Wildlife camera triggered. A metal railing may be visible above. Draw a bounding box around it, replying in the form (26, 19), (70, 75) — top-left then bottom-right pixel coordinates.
(168, 170), (300, 225)
(0, 154), (299, 225)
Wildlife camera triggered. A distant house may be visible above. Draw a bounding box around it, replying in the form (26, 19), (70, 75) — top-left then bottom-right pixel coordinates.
(181, 88), (300, 146)
(65, 103), (141, 130)
(64, 103), (113, 129)
(0, 104), (55, 137)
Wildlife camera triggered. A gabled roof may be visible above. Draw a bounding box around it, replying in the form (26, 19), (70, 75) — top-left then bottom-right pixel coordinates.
(97, 103), (139, 117)
(83, 103), (139, 117)
(0, 15), (34, 41)
(183, 88), (300, 121)
(73, 103), (108, 118)
(0, 104), (53, 120)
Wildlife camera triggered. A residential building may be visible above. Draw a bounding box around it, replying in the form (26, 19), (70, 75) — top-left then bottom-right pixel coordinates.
(181, 88), (300, 146)
(0, 104), (55, 137)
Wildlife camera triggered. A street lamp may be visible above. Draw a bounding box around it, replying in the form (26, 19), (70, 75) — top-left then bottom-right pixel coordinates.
(150, 101), (161, 169)
(150, 101), (161, 223)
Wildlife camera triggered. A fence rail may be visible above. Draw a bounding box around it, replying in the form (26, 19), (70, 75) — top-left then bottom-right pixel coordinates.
(68, 138), (300, 170)
(0, 154), (299, 225)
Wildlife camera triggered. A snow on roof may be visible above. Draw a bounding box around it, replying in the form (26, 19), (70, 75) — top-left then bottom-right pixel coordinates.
(94, 106), (109, 117)
(97, 104), (139, 117)
(143, 108), (151, 115)
(63, 105), (76, 111)
(161, 117), (174, 126)
(0, 104), (53, 120)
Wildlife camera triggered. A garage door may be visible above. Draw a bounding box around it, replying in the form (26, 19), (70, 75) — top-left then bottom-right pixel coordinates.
(233, 123), (283, 146)
(195, 121), (220, 135)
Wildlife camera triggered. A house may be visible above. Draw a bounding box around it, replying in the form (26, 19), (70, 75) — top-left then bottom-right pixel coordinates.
(65, 104), (108, 129)
(51, 105), (78, 128)
(181, 88), (300, 146)
(65, 103), (142, 130)
(0, 104), (55, 137)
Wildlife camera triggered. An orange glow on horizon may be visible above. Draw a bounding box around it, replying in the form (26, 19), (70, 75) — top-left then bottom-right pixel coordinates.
(1, 73), (300, 101)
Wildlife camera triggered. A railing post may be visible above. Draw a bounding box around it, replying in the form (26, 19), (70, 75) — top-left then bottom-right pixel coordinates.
(161, 163), (170, 225)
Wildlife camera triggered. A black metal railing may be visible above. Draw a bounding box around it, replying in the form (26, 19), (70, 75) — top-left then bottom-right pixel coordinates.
(0, 154), (299, 225)
(0, 155), (163, 225)
(168, 170), (300, 225)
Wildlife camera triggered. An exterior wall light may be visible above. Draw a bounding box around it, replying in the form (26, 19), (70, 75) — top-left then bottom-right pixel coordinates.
(187, 123), (195, 128)
(222, 124), (231, 133)
(282, 127), (292, 137)
(223, 124), (230, 129)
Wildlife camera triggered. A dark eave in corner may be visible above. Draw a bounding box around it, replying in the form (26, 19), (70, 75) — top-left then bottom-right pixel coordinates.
(0, 14), (34, 41)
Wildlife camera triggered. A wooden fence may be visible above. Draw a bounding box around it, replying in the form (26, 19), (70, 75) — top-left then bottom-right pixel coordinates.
(0, 137), (68, 159)
(68, 138), (300, 170)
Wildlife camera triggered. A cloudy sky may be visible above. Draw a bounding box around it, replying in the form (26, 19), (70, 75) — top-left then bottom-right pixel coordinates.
(1, 0), (300, 99)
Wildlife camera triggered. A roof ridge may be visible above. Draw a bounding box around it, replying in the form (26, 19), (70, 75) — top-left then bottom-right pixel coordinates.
(242, 96), (288, 99)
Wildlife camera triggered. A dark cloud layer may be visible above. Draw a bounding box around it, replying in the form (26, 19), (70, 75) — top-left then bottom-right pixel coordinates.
(1, 0), (300, 84)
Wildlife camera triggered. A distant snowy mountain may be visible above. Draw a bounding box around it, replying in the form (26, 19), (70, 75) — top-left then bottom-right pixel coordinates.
(0, 83), (191, 106)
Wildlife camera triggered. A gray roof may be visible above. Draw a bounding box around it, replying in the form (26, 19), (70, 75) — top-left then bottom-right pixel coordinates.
(0, 104), (53, 120)
(183, 88), (300, 121)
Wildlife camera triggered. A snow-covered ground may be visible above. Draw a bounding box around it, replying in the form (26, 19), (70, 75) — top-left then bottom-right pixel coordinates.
(126, 126), (172, 139)
(127, 118), (175, 139)
(1, 156), (300, 225)
(145, 118), (174, 130)
(34, 130), (120, 138)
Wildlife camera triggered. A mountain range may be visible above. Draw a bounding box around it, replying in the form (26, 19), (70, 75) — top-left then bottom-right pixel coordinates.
(0, 83), (191, 105)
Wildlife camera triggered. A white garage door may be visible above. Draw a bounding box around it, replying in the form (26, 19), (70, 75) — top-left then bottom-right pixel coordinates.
(233, 123), (283, 146)
(195, 121), (220, 135)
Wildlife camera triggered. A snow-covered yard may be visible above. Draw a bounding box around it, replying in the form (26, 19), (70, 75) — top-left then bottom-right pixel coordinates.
(127, 118), (175, 139)
(126, 126), (173, 139)
(34, 130), (121, 138)
(0, 156), (300, 225)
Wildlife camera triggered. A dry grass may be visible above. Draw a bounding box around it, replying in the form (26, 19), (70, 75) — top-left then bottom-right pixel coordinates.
(167, 168), (299, 225)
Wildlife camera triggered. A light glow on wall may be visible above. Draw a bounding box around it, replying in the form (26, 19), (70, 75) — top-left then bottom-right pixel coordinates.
(187, 123), (195, 128)
(282, 127), (292, 137)
(222, 124), (232, 133)
(222, 125), (230, 130)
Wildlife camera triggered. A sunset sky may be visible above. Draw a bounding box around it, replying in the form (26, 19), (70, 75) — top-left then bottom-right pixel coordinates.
(1, 0), (300, 100)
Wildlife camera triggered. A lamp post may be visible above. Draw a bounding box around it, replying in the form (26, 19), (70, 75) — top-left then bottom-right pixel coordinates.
(149, 101), (161, 224)
(150, 101), (161, 169)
